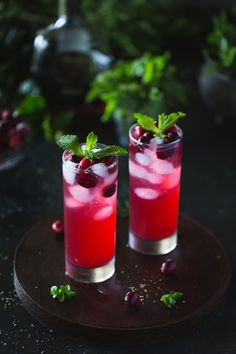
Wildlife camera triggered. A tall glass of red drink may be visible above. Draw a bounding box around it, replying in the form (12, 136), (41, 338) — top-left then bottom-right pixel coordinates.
(62, 149), (118, 283)
(129, 123), (183, 255)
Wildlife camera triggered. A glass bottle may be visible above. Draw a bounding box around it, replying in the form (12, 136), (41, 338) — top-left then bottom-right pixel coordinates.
(31, 0), (111, 106)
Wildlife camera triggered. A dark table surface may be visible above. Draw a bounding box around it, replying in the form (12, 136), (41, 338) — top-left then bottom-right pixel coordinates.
(0, 71), (236, 354)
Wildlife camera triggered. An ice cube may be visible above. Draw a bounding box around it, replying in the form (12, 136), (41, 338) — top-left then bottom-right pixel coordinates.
(90, 163), (108, 178)
(135, 152), (151, 166)
(163, 166), (181, 189)
(155, 158), (174, 175)
(68, 185), (94, 202)
(134, 188), (159, 200)
(65, 196), (81, 208)
(94, 205), (113, 220)
(129, 160), (163, 184)
(63, 164), (76, 185)
(106, 171), (117, 185)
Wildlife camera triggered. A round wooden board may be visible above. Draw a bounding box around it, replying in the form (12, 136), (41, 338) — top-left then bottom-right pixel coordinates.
(14, 215), (231, 343)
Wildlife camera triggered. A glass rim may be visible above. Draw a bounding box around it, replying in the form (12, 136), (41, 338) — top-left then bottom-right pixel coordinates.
(62, 144), (118, 173)
(129, 123), (183, 150)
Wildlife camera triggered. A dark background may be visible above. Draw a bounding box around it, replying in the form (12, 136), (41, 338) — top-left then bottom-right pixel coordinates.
(0, 0), (236, 353)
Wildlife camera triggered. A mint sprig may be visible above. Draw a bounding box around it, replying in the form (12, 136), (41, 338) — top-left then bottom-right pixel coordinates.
(160, 291), (183, 308)
(57, 135), (83, 156)
(86, 131), (98, 151)
(50, 284), (76, 303)
(134, 111), (186, 139)
(57, 131), (128, 160)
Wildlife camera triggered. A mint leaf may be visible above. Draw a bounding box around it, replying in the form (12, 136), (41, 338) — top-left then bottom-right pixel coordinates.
(160, 291), (183, 308)
(134, 112), (159, 135)
(50, 284), (76, 303)
(56, 135), (83, 156)
(94, 145), (128, 159)
(134, 111), (186, 139)
(158, 112), (186, 133)
(86, 131), (98, 151)
(57, 132), (128, 160)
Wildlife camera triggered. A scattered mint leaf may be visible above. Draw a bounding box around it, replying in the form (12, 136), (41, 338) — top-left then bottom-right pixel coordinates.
(57, 132), (128, 160)
(50, 284), (76, 303)
(94, 145), (128, 159)
(86, 131), (98, 151)
(160, 291), (183, 308)
(134, 111), (186, 139)
(56, 135), (83, 156)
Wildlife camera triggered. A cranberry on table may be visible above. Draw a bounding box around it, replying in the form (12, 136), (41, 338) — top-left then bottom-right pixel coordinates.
(124, 291), (140, 306)
(102, 183), (116, 198)
(51, 220), (64, 234)
(161, 259), (177, 275)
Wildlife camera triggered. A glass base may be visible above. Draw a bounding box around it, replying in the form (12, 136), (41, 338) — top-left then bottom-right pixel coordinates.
(65, 257), (115, 283)
(129, 231), (177, 255)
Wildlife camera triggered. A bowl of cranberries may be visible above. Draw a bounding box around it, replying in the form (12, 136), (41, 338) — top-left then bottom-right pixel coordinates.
(0, 109), (30, 171)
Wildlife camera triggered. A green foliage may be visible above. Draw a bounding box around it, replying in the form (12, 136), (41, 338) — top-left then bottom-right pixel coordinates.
(134, 111), (186, 138)
(0, 0), (213, 107)
(81, 0), (206, 59)
(205, 11), (236, 75)
(87, 53), (186, 123)
(0, 0), (57, 106)
(16, 94), (74, 141)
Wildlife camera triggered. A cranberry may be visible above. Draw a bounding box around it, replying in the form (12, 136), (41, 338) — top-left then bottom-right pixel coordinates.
(16, 122), (30, 138)
(139, 131), (153, 145)
(52, 220), (64, 234)
(103, 156), (116, 167)
(156, 147), (174, 160)
(124, 291), (140, 306)
(102, 156), (117, 174)
(129, 141), (142, 154)
(132, 126), (145, 140)
(71, 155), (81, 163)
(161, 259), (177, 275)
(79, 157), (92, 169)
(156, 127), (180, 160)
(76, 170), (98, 188)
(8, 131), (21, 149)
(1, 110), (12, 121)
(102, 183), (116, 198)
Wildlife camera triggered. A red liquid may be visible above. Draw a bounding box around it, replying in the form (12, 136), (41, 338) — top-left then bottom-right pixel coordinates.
(63, 158), (117, 269)
(129, 127), (182, 241)
(130, 183), (180, 240)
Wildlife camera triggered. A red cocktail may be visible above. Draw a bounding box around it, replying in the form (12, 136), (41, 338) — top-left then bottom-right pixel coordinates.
(63, 150), (118, 282)
(129, 123), (183, 255)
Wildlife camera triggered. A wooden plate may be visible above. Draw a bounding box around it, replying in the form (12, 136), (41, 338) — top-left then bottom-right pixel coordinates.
(14, 215), (231, 343)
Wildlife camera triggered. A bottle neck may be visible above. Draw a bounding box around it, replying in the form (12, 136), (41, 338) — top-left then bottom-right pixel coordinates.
(58, 0), (80, 19)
